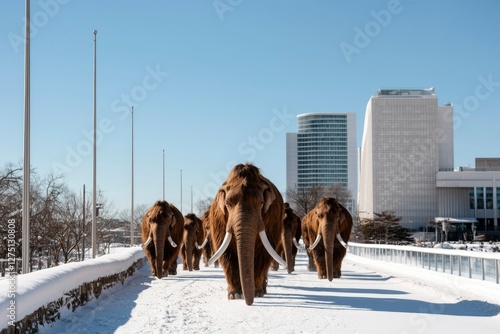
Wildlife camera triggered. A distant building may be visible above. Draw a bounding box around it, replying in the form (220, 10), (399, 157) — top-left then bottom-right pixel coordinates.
(358, 88), (454, 229)
(436, 157), (500, 239)
(286, 112), (357, 212)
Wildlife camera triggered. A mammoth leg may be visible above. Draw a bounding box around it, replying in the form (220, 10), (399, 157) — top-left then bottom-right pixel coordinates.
(193, 250), (202, 270)
(306, 250), (316, 272)
(255, 274), (268, 297)
(220, 252), (242, 299)
(180, 245), (188, 270)
(270, 247), (281, 271)
(167, 260), (178, 275)
(312, 247), (327, 279)
(203, 249), (210, 267)
(144, 244), (157, 276)
(332, 244), (347, 278)
(291, 245), (298, 272)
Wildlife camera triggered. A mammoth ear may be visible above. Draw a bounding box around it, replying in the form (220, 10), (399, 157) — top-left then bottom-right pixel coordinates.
(166, 205), (176, 226)
(217, 189), (226, 213)
(263, 186), (275, 213)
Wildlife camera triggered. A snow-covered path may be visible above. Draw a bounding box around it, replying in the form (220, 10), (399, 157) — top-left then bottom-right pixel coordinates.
(39, 252), (500, 334)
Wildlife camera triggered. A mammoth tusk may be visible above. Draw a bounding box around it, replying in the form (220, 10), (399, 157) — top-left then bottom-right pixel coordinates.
(293, 237), (301, 249)
(168, 236), (177, 248)
(308, 234), (322, 250)
(142, 236), (152, 249)
(259, 231), (286, 268)
(196, 236), (209, 250)
(208, 232), (232, 266)
(337, 233), (348, 248)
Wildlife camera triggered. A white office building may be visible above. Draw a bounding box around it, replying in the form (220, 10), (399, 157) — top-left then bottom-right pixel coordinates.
(286, 112), (357, 211)
(358, 88), (454, 229)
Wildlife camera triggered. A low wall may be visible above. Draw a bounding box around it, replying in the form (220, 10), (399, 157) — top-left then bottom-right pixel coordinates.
(0, 247), (146, 334)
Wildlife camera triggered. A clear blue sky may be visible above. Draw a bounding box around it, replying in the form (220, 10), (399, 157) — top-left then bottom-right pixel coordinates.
(1, 0), (499, 214)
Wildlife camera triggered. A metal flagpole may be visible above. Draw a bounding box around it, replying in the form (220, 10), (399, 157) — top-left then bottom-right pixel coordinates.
(131, 106), (134, 246)
(82, 184), (85, 260)
(162, 149), (165, 200)
(92, 29), (97, 258)
(22, 0), (31, 274)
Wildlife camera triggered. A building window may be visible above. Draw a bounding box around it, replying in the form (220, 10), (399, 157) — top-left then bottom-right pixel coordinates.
(469, 188), (475, 209)
(486, 187), (493, 209)
(497, 187), (500, 210)
(477, 187), (484, 210)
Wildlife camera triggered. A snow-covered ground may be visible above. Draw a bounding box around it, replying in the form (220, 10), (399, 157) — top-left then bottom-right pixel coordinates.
(0, 247), (145, 330)
(37, 249), (500, 334)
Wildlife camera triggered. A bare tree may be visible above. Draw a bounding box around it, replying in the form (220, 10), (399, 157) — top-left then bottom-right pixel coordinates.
(286, 183), (351, 218)
(29, 172), (66, 269)
(324, 183), (352, 207)
(195, 197), (213, 216)
(51, 189), (82, 263)
(119, 203), (149, 244)
(0, 163), (23, 264)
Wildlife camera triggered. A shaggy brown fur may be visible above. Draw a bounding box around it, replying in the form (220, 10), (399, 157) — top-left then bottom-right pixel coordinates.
(302, 197), (352, 279)
(208, 163), (284, 304)
(200, 210), (218, 268)
(180, 213), (206, 271)
(141, 200), (184, 278)
(333, 203), (353, 277)
(272, 203), (302, 272)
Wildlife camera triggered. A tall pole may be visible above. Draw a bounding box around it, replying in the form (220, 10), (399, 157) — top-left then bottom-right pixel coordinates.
(82, 184), (85, 261)
(131, 106), (134, 246)
(162, 149), (165, 200)
(92, 29), (97, 258)
(191, 186), (193, 213)
(22, 0), (31, 274)
(180, 169), (183, 213)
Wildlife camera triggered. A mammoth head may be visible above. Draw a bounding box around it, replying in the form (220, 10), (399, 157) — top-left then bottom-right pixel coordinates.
(283, 206), (298, 231)
(183, 213), (199, 233)
(315, 197), (342, 230)
(216, 164), (276, 217)
(308, 197), (348, 252)
(147, 200), (176, 228)
(217, 182), (275, 215)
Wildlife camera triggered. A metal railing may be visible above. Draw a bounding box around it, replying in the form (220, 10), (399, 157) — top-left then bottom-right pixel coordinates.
(348, 242), (500, 284)
(0, 258), (22, 277)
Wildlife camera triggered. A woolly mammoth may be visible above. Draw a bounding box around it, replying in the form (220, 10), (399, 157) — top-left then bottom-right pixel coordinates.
(301, 197), (352, 281)
(208, 163), (285, 305)
(272, 203), (302, 273)
(141, 200), (184, 279)
(200, 211), (218, 268)
(180, 213), (206, 271)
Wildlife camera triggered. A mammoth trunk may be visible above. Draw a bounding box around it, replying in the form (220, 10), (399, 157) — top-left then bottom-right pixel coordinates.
(154, 233), (165, 279)
(185, 234), (194, 271)
(323, 228), (335, 282)
(283, 233), (294, 274)
(235, 223), (257, 306)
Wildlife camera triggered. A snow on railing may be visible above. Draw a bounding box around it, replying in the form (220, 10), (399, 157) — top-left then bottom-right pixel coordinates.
(0, 247), (146, 334)
(348, 242), (500, 284)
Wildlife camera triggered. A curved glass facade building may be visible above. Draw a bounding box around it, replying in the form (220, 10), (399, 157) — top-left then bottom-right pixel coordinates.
(287, 112), (357, 211)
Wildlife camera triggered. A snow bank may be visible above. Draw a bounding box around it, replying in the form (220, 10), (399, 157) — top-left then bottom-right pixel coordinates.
(0, 247), (146, 332)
